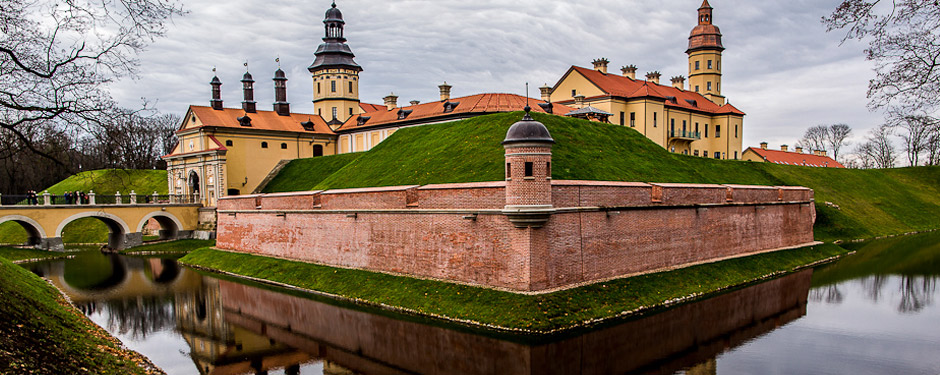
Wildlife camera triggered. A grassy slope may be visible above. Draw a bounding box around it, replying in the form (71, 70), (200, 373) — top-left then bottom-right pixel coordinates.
(0, 256), (155, 374)
(1, 169), (169, 244)
(268, 112), (940, 241)
(181, 243), (848, 332)
(261, 153), (362, 193)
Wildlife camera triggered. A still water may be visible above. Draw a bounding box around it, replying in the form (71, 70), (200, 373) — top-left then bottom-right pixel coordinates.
(26, 232), (940, 375)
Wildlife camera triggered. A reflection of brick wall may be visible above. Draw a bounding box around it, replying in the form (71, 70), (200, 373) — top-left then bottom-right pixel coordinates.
(217, 181), (815, 293)
(216, 270), (812, 375)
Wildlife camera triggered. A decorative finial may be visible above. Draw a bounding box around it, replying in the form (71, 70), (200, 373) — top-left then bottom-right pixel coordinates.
(523, 83), (532, 120)
(244, 61), (249, 71)
(212, 67), (217, 73)
(275, 56), (280, 68)
(332, 0), (336, 8)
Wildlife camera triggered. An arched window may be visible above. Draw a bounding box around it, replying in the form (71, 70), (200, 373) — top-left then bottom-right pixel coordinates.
(225, 140), (233, 147)
(261, 142), (268, 148)
(280, 143), (287, 149)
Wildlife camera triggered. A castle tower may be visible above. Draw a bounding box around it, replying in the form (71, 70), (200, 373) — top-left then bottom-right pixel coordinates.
(309, 1), (362, 123)
(502, 107), (554, 228)
(687, 0), (726, 105)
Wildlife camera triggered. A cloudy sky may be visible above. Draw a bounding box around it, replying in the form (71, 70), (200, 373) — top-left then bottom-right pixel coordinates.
(109, 0), (880, 149)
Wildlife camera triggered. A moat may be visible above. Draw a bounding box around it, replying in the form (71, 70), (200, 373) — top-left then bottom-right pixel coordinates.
(26, 232), (940, 375)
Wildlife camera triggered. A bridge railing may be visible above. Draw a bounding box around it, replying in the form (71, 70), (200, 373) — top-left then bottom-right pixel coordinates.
(0, 192), (202, 206)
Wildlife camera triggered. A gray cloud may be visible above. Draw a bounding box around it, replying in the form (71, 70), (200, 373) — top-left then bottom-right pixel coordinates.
(110, 0), (879, 149)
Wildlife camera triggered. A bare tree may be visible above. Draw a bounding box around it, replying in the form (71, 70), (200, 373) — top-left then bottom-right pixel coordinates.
(799, 125), (830, 154)
(890, 113), (935, 165)
(855, 124), (898, 168)
(0, 0), (184, 166)
(927, 130), (940, 166)
(826, 124), (853, 162)
(824, 1), (940, 114)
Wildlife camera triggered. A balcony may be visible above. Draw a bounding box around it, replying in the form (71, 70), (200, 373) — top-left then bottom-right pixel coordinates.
(669, 129), (701, 141)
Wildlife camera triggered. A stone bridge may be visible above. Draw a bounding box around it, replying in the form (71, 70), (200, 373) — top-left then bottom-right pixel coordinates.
(0, 200), (201, 251)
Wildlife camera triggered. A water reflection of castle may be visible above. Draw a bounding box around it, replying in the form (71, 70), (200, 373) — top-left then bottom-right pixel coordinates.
(36, 254), (816, 375)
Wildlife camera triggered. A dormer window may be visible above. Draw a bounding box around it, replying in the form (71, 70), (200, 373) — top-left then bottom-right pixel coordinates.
(665, 96), (678, 104)
(442, 101), (460, 113)
(357, 116), (371, 126)
(685, 99), (698, 107)
(538, 103), (553, 114)
(301, 120), (316, 131)
(397, 109), (413, 120)
(238, 115), (252, 127)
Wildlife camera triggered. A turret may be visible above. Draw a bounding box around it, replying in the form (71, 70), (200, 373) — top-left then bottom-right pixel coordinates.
(502, 107), (554, 228)
(687, 0), (726, 104)
(210, 75), (223, 110)
(241, 71), (256, 113)
(309, 1), (362, 122)
(273, 68), (290, 116)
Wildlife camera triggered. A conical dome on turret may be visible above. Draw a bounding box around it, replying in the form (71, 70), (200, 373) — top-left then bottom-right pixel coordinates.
(687, 0), (724, 53)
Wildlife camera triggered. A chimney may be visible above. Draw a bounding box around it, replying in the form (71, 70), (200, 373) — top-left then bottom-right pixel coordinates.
(573, 94), (585, 108)
(593, 58), (610, 74)
(795, 146), (803, 154)
(671, 76), (686, 90)
(384, 93), (398, 110)
(814, 150), (822, 156)
(540, 84), (552, 102)
(439, 82), (452, 101)
(272, 69), (290, 116)
(821, 150), (828, 157)
(781, 144), (789, 152)
(646, 71), (661, 85)
(410, 100), (420, 106)
(241, 71), (256, 113)
(210, 76), (223, 110)
(760, 142), (768, 150)
(621, 65), (637, 80)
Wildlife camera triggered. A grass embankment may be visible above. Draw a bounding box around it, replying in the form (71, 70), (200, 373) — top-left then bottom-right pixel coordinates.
(264, 112), (940, 242)
(810, 230), (940, 286)
(181, 243), (849, 333)
(119, 239), (215, 255)
(260, 153), (362, 193)
(0, 169), (169, 245)
(0, 246), (73, 263)
(0, 256), (160, 374)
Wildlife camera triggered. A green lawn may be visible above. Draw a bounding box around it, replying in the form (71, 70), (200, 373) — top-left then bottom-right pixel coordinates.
(119, 239), (215, 254)
(263, 112), (940, 242)
(181, 243), (849, 333)
(0, 256), (156, 374)
(0, 247), (72, 262)
(261, 153), (363, 193)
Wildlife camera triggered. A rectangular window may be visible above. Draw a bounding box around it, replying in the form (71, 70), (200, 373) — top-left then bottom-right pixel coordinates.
(714, 151), (720, 159)
(735, 125), (738, 138)
(734, 151), (738, 160)
(349, 108), (354, 116)
(705, 124), (709, 138)
(694, 150), (699, 157)
(571, 89), (576, 97)
(695, 122), (699, 134)
(716, 125), (721, 138)
(653, 112), (657, 127)
(695, 61), (700, 70)
(332, 107), (337, 119)
(506, 163), (511, 179)
(707, 82), (712, 92)
(682, 120), (687, 133)
(331, 81), (336, 93)
(708, 60), (713, 69)
(630, 112), (636, 127)
(695, 85), (700, 93)
(547, 162), (551, 177)
(620, 112), (625, 126)
(349, 82), (353, 93)
(703, 150), (708, 157)
(524, 162), (533, 177)
(317, 82), (321, 94)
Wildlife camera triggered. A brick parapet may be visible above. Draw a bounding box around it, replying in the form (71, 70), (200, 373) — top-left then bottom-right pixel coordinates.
(216, 179), (815, 293)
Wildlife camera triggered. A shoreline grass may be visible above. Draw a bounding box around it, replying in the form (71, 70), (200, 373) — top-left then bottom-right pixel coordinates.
(179, 243), (851, 333)
(0, 246), (75, 263)
(0, 255), (161, 374)
(118, 239), (215, 255)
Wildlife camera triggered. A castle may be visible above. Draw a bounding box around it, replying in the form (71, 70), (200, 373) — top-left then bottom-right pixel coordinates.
(164, 0), (744, 207)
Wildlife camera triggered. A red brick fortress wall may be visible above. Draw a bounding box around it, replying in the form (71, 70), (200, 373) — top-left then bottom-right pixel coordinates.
(216, 181), (815, 293)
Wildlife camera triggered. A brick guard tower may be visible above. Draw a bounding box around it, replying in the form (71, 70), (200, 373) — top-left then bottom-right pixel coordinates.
(502, 108), (554, 228)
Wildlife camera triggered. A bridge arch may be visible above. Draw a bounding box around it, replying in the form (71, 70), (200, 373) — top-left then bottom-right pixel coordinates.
(137, 211), (184, 241)
(56, 212), (132, 250)
(0, 215), (47, 245)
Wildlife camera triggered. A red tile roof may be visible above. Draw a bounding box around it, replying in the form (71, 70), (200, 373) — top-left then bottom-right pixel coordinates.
(562, 66), (745, 116)
(359, 102), (386, 113)
(336, 93), (573, 132)
(745, 147), (845, 168)
(184, 106), (335, 135)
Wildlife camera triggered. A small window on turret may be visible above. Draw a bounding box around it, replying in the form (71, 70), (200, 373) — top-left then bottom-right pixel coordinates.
(524, 162), (533, 177)
(506, 163), (511, 179)
(547, 162), (551, 177)
(331, 81), (336, 93)
(708, 60), (713, 69)
(349, 82), (353, 93)
(695, 61), (700, 70)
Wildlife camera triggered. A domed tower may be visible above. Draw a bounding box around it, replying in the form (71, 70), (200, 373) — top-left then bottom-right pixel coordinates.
(309, 1), (362, 124)
(687, 0), (725, 105)
(502, 108), (555, 229)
